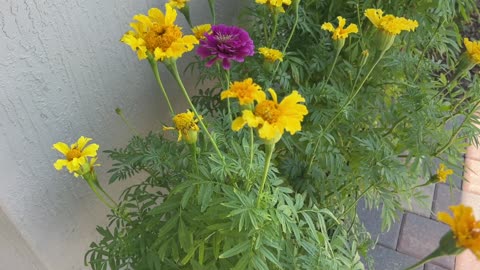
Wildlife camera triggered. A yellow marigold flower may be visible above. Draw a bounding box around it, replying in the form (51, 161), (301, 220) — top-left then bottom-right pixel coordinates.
(259, 47), (284, 62)
(52, 136), (99, 174)
(437, 204), (480, 259)
(364, 9), (418, 36)
(163, 111), (200, 144)
(255, 0), (292, 13)
(436, 163), (454, 183)
(221, 78), (266, 106)
(192, 24), (212, 41)
(232, 88), (308, 143)
(321, 16), (358, 40)
(168, 0), (189, 9)
(464, 38), (480, 65)
(121, 4), (198, 61)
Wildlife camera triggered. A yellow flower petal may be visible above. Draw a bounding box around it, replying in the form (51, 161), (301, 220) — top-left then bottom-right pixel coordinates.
(53, 159), (68, 170)
(52, 142), (70, 155)
(321, 23), (335, 32)
(76, 136), (92, 151)
(82, 143), (99, 157)
(232, 116), (247, 131)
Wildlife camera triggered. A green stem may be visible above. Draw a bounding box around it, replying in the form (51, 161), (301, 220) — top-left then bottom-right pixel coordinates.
(207, 0), (216, 24)
(115, 108), (139, 136)
(323, 47), (342, 88)
(308, 50), (386, 174)
(148, 56), (175, 116)
(413, 19), (444, 82)
(247, 127), (255, 184)
(434, 99), (480, 156)
(257, 143), (275, 207)
(189, 143), (199, 173)
(268, 12), (279, 47)
(225, 69), (232, 122)
(166, 60), (224, 160)
(268, 0), (299, 86)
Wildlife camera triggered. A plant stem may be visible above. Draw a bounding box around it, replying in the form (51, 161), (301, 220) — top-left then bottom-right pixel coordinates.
(413, 19), (444, 82)
(268, 12), (279, 47)
(434, 99), (480, 156)
(148, 56), (175, 116)
(269, 0), (300, 86)
(189, 143), (199, 173)
(207, 0), (216, 24)
(166, 60), (224, 160)
(247, 128), (255, 183)
(115, 108), (139, 136)
(225, 69), (232, 122)
(257, 143), (275, 207)
(308, 50), (386, 174)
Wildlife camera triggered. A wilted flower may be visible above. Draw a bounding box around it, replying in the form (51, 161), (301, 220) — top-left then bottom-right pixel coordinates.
(232, 88), (308, 143)
(255, 0), (292, 13)
(121, 4), (198, 61)
(163, 111), (200, 144)
(168, 0), (189, 9)
(196, 24), (254, 70)
(364, 9), (418, 36)
(259, 47), (283, 62)
(438, 204), (480, 259)
(192, 24), (212, 40)
(321, 16), (358, 41)
(464, 38), (480, 65)
(53, 136), (99, 174)
(364, 8), (418, 51)
(221, 78), (265, 106)
(436, 163), (454, 183)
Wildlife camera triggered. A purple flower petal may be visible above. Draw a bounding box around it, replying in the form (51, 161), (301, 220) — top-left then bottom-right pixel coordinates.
(196, 24), (254, 70)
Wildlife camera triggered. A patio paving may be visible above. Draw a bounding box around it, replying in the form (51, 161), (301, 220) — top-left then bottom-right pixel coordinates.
(358, 147), (480, 269)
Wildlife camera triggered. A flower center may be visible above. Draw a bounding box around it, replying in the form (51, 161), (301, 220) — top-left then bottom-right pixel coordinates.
(174, 114), (197, 132)
(215, 33), (233, 43)
(255, 100), (280, 124)
(66, 148), (82, 161)
(144, 24), (182, 52)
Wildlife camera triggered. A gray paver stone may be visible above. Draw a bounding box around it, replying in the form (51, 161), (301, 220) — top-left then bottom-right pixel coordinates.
(397, 213), (455, 269)
(357, 200), (402, 249)
(369, 244), (422, 270)
(431, 184), (462, 219)
(402, 184), (435, 217)
(425, 263), (450, 270)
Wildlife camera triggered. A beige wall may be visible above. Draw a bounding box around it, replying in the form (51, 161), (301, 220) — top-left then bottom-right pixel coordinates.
(0, 0), (243, 269)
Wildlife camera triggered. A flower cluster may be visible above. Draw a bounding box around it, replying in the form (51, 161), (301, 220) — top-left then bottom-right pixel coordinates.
(221, 78), (265, 106)
(364, 9), (418, 36)
(436, 163), (454, 183)
(438, 204), (480, 259)
(121, 4), (198, 61)
(53, 136), (99, 176)
(192, 24), (212, 40)
(321, 16), (358, 41)
(197, 24), (255, 69)
(258, 47), (283, 62)
(464, 37), (480, 65)
(255, 0), (292, 13)
(168, 0), (189, 9)
(231, 87), (308, 143)
(163, 111), (201, 144)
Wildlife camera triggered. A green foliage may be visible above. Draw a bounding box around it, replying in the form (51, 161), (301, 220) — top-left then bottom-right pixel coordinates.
(86, 0), (480, 269)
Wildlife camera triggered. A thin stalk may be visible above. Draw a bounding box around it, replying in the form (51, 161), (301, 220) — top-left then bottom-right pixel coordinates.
(268, 12), (279, 47)
(257, 143), (275, 207)
(247, 127), (255, 181)
(189, 143), (199, 173)
(225, 69), (232, 122)
(148, 56), (175, 116)
(434, 99), (480, 156)
(166, 60), (224, 160)
(115, 108), (139, 136)
(308, 50), (386, 174)
(207, 0), (216, 24)
(413, 19), (444, 82)
(269, 0), (300, 86)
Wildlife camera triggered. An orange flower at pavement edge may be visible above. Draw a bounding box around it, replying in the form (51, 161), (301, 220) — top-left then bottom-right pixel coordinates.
(438, 204), (480, 259)
(121, 4), (198, 61)
(232, 88), (308, 144)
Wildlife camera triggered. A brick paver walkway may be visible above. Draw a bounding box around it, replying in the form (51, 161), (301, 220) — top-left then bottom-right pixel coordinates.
(358, 147), (480, 269)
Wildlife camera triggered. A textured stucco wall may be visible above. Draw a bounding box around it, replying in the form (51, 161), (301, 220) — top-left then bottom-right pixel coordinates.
(0, 0), (242, 269)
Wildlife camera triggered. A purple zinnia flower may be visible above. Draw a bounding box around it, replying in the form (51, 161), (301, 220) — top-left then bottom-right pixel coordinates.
(196, 24), (254, 70)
